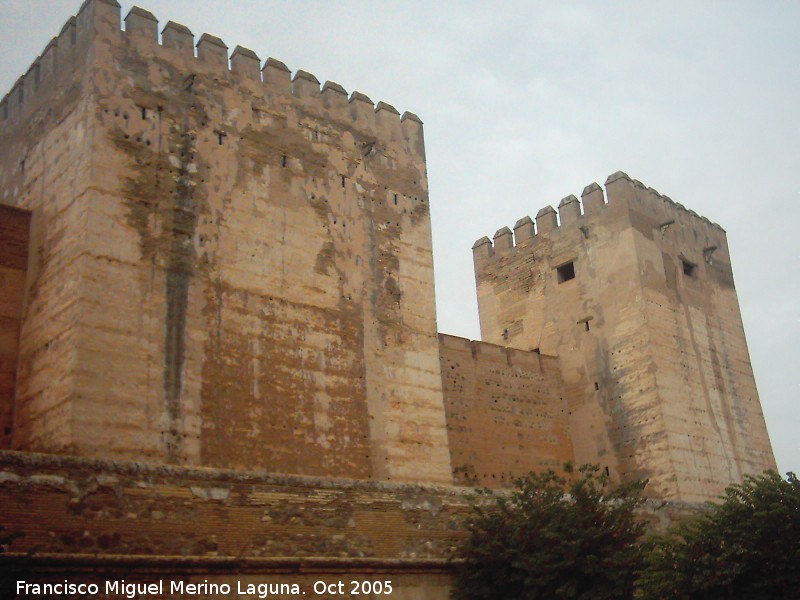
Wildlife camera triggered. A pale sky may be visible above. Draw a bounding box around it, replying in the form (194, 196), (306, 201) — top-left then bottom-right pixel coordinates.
(1, 0), (797, 475)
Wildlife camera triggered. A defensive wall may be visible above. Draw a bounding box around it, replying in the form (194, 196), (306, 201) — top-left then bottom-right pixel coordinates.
(439, 334), (573, 487)
(0, 450), (462, 598)
(0, 0), (778, 595)
(0, 450), (698, 598)
(0, 0), (596, 496)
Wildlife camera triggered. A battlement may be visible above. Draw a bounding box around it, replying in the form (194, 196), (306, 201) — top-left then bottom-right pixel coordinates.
(0, 0), (423, 155)
(473, 171), (726, 260)
(438, 333), (556, 366)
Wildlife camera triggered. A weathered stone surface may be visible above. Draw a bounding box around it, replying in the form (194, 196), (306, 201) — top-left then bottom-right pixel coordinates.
(0, 450), (468, 559)
(0, 0), (775, 514)
(0, 206), (30, 450)
(473, 175), (776, 501)
(0, 3), (776, 594)
(439, 334), (574, 487)
(0, 449), (698, 597)
(0, 0), (451, 485)
(0, 450), (463, 597)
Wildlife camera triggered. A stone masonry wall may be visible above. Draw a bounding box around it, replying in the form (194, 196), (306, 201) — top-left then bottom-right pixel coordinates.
(473, 178), (657, 492)
(612, 173), (776, 501)
(0, 0), (452, 485)
(472, 173), (776, 501)
(0, 450), (699, 599)
(0, 0), (775, 509)
(0, 450), (462, 598)
(0, 450), (467, 562)
(439, 334), (574, 487)
(0, 206), (30, 450)
(0, 3), (101, 455)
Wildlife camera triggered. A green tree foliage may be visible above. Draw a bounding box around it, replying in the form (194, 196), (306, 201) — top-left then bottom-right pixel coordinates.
(452, 464), (647, 600)
(638, 470), (800, 600)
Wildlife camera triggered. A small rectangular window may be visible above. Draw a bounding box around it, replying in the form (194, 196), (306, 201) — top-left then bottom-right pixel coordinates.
(557, 261), (575, 283)
(682, 259), (695, 277)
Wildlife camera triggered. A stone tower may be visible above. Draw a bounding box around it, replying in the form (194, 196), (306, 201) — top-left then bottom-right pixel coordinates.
(0, 0), (452, 484)
(472, 172), (776, 501)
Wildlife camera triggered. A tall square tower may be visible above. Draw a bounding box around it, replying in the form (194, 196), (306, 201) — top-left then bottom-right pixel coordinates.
(473, 172), (775, 501)
(0, 0), (452, 484)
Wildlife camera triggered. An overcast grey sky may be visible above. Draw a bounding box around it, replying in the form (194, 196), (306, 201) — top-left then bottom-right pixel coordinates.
(2, 1), (797, 475)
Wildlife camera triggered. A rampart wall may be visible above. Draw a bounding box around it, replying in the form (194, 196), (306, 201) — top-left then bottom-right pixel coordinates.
(0, 0), (776, 520)
(0, 450), (462, 598)
(438, 334), (573, 487)
(0, 206), (30, 450)
(0, 450), (699, 599)
(0, 0), (452, 485)
(0, 1), (105, 457)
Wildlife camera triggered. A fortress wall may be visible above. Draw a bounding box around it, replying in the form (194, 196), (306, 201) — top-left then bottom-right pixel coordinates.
(0, 206), (31, 449)
(0, 450), (462, 598)
(0, 1), (123, 130)
(0, 449), (700, 596)
(438, 334), (573, 487)
(0, 450), (467, 561)
(0, 2), (122, 455)
(0, 1), (451, 483)
(0, 0), (776, 506)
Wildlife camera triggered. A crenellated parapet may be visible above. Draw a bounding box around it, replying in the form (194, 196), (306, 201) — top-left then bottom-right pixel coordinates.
(0, 0), (119, 127)
(473, 171), (727, 262)
(0, 1), (424, 159)
(470, 169), (771, 501)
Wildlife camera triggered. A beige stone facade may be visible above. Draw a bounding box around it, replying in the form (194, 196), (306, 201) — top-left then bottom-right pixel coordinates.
(473, 174), (776, 501)
(439, 334), (574, 487)
(0, 0), (450, 485)
(0, 0), (777, 592)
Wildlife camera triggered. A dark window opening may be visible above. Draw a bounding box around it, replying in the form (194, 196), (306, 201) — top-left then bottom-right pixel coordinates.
(217, 132), (225, 145)
(281, 155), (287, 167)
(682, 259), (695, 277)
(557, 261), (575, 283)
(594, 382), (599, 391)
(141, 107), (147, 120)
(394, 194), (398, 205)
(604, 466), (610, 477)
(341, 175), (346, 188)
(584, 321), (590, 331)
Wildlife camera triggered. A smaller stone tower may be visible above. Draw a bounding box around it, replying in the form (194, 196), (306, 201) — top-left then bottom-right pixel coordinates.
(473, 172), (775, 501)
